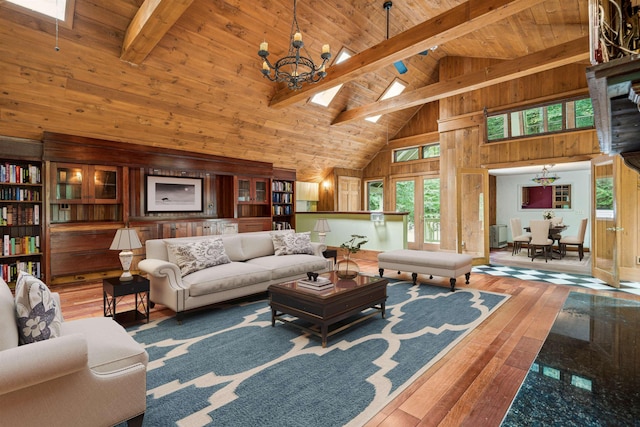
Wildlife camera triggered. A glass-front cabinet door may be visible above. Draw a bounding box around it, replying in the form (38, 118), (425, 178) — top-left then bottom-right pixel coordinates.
(92, 166), (119, 203)
(237, 177), (269, 204)
(52, 163), (120, 204)
(237, 178), (251, 202)
(54, 164), (84, 202)
(254, 179), (268, 203)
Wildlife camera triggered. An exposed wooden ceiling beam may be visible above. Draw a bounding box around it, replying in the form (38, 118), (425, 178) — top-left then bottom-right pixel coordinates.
(268, 0), (548, 109)
(332, 37), (590, 125)
(121, 0), (194, 65)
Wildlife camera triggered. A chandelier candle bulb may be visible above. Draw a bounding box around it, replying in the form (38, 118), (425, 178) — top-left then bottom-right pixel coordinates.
(322, 44), (330, 53)
(294, 32), (302, 42)
(260, 42), (268, 52)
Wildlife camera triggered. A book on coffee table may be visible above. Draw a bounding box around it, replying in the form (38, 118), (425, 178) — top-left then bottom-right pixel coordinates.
(297, 278), (334, 290)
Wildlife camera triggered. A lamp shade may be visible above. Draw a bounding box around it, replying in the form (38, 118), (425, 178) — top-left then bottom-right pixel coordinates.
(313, 218), (331, 233)
(110, 228), (142, 250)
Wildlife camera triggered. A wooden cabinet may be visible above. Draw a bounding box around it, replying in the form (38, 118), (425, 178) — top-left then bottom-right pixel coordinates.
(52, 163), (120, 204)
(235, 176), (271, 223)
(272, 179), (295, 230)
(553, 185), (571, 209)
(236, 177), (269, 204)
(0, 161), (44, 285)
(50, 163), (122, 223)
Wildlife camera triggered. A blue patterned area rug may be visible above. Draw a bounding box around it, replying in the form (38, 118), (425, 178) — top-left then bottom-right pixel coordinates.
(126, 280), (509, 427)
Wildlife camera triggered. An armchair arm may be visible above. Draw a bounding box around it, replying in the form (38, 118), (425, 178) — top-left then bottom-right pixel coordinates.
(138, 258), (185, 290)
(0, 334), (87, 395)
(310, 242), (327, 257)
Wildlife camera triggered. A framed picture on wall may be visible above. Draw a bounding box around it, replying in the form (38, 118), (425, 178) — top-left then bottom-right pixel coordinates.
(146, 175), (203, 213)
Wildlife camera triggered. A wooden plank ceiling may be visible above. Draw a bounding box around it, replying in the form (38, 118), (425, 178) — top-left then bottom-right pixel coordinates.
(0, 0), (589, 182)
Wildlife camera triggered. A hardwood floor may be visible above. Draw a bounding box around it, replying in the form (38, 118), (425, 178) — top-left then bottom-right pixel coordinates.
(53, 258), (635, 427)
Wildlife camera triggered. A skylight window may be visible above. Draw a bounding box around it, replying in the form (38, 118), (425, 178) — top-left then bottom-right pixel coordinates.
(365, 78), (407, 123)
(7, 0), (66, 20)
(310, 49), (353, 107)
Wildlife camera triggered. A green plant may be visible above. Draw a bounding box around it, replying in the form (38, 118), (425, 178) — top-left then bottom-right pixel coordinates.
(340, 234), (368, 255)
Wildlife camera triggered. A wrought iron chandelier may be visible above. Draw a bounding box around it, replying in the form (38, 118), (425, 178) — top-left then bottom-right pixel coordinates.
(532, 166), (559, 187)
(258, 0), (331, 90)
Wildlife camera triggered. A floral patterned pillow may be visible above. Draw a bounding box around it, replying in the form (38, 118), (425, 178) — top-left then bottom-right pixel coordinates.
(14, 271), (63, 345)
(272, 232), (314, 256)
(166, 238), (231, 276)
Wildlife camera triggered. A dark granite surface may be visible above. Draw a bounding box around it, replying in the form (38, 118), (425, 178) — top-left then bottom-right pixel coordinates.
(502, 292), (640, 426)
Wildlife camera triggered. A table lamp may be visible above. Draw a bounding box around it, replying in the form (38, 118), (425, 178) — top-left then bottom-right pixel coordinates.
(313, 218), (331, 243)
(110, 227), (143, 281)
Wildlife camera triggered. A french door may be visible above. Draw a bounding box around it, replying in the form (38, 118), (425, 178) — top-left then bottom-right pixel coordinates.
(393, 175), (440, 250)
(591, 155), (621, 287)
(457, 168), (489, 265)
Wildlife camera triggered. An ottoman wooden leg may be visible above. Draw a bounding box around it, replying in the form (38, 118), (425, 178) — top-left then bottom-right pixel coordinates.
(449, 278), (456, 292)
(465, 272), (470, 284)
(411, 272), (418, 285)
(379, 268), (384, 277)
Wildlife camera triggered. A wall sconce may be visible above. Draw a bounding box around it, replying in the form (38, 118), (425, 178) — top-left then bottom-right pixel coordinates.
(322, 181), (330, 192)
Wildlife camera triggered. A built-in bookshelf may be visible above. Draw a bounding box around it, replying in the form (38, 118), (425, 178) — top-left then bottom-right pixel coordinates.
(0, 161), (43, 284)
(272, 179), (295, 230)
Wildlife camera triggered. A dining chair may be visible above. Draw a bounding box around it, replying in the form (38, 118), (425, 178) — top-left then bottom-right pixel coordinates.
(510, 218), (531, 255)
(529, 220), (553, 262)
(549, 216), (563, 249)
(559, 218), (588, 260)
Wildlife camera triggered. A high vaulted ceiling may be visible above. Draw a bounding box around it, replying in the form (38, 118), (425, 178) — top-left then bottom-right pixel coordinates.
(0, 0), (590, 181)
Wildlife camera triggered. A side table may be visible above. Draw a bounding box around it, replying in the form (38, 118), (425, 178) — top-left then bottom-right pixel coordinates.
(103, 275), (150, 325)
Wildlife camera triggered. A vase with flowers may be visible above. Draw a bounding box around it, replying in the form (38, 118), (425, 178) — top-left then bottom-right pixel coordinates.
(336, 234), (368, 279)
(543, 210), (555, 220)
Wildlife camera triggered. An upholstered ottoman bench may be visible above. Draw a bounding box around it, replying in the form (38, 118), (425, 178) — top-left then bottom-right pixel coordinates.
(378, 249), (473, 292)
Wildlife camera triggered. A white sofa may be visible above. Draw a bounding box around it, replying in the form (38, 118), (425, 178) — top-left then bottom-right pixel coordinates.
(0, 277), (148, 427)
(138, 230), (331, 319)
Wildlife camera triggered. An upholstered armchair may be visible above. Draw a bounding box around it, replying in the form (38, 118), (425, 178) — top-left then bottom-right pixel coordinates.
(0, 277), (148, 427)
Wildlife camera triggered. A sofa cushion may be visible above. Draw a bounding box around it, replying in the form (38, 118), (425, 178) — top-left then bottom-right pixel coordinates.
(166, 238), (231, 276)
(14, 272), (63, 345)
(0, 278), (18, 351)
(240, 231), (283, 260)
(271, 232), (314, 256)
(182, 262), (272, 297)
(220, 234), (246, 262)
(247, 254), (330, 280)
(61, 317), (148, 373)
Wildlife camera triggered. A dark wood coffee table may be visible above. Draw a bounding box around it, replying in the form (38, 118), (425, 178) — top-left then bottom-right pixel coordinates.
(268, 271), (388, 347)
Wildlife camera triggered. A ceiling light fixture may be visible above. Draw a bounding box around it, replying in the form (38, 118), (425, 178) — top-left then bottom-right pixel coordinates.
(258, 0), (331, 90)
(532, 165), (559, 187)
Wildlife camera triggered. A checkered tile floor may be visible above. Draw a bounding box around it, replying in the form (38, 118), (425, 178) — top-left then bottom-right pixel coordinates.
(473, 264), (640, 296)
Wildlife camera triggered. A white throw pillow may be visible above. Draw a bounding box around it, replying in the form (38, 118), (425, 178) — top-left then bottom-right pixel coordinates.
(14, 271), (63, 345)
(166, 238), (231, 276)
(271, 232), (314, 256)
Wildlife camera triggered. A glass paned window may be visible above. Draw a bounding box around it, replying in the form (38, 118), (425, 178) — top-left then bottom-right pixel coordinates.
(523, 107), (544, 135)
(394, 147), (419, 162)
(575, 98), (595, 128)
(366, 181), (383, 211)
(487, 114), (507, 141)
(546, 104), (563, 132)
(486, 97), (594, 142)
(422, 144), (440, 158)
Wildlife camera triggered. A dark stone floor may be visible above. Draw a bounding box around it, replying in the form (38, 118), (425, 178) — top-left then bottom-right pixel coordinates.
(501, 292), (640, 426)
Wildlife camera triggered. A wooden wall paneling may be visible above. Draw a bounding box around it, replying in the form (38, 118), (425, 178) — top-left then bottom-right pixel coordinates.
(439, 130), (458, 251)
